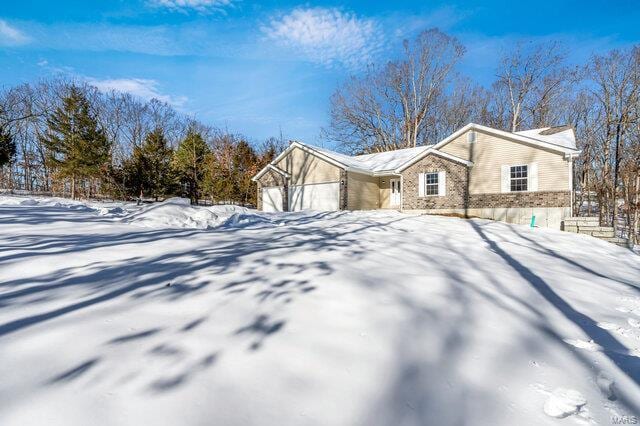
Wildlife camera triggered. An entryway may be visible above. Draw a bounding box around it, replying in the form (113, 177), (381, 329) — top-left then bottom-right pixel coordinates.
(390, 178), (401, 208)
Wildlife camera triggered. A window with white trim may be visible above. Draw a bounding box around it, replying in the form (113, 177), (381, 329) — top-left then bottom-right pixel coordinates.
(510, 165), (528, 192)
(425, 172), (439, 195)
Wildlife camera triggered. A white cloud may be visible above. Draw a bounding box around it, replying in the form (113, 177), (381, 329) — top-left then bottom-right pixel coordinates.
(87, 78), (188, 108)
(0, 19), (30, 46)
(262, 7), (383, 69)
(149, 0), (234, 13)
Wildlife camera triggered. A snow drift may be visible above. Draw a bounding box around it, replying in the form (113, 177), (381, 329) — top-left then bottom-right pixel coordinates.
(1, 196), (639, 426)
(123, 197), (261, 229)
(0, 195), (268, 230)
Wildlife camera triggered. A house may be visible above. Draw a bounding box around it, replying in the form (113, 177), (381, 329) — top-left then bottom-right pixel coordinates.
(252, 123), (581, 229)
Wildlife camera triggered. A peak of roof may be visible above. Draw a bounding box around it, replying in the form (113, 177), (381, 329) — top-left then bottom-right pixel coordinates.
(539, 125), (572, 136)
(513, 126), (577, 150)
(304, 143), (432, 173)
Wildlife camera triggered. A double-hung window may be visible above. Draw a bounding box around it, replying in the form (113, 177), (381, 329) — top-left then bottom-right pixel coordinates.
(425, 172), (439, 196)
(510, 165), (528, 192)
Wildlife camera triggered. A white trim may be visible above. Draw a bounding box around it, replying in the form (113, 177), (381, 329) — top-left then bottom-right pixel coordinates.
(252, 164), (291, 182)
(395, 148), (472, 173)
(431, 123), (580, 155)
(252, 125), (582, 183)
(287, 142), (350, 170)
(252, 141), (373, 182)
(528, 162), (538, 192)
(508, 164), (530, 193)
(438, 170), (446, 197)
(424, 172), (439, 197)
(568, 157), (574, 213)
(399, 174), (404, 211)
(501, 165), (510, 193)
(389, 178), (401, 207)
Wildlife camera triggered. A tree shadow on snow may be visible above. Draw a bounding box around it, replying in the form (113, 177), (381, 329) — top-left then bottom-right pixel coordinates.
(466, 219), (640, 411)
(1, 209), (411, 395)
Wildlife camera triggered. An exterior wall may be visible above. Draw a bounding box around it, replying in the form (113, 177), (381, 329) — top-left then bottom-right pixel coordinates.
(399, 150), (571, 229)
(339, 170), (348, 210)
(403, 207), (571, 229)
(379, 177), (391, 208)
(276, 146), (341, 186)
(400, 154), (468, 210)
(347, 171), (379, 210)
(255, 168), (288, 211)
(439, 129), (571, 193)
(467, 191), (570, 209)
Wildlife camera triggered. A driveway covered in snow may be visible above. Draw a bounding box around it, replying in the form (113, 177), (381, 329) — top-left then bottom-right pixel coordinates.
(0, 197), (639, 425)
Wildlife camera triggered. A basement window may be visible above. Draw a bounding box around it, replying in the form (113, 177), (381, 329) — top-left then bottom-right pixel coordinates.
(510, 165), (528, 192)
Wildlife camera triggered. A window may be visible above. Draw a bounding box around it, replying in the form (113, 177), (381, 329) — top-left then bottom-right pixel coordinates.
(426, 172), (439, 195)
(510, 165), (528, 192)
(467, 130), (476, 143)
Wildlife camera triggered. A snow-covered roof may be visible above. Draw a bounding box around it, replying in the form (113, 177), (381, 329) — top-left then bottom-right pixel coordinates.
(514, 126), (577, 150)
(253, 123), (580, 181)
(312, 144), (432, 172)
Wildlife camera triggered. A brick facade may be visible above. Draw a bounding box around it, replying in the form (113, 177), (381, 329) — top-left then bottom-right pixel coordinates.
(400, 154), (468, 210)
(401, 153), (571, 211)
(467, 191), (570, 208)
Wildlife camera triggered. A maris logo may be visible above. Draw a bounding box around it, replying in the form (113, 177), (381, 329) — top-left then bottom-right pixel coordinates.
(612, 416), (639, 425)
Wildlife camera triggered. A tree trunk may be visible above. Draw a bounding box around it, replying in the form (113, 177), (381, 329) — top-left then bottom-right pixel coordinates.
(634, 173), (640, 245)
(612, 120), (623, 230)
(71, 174), (76, 200)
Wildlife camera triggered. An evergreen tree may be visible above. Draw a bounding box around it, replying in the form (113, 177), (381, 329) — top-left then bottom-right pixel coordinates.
(39, 87), (110, 199)
(0, 126), (16, 168)
(172, 130), (209, 204)
(125, 127), (174, 201)
(231, 140), (258, 204)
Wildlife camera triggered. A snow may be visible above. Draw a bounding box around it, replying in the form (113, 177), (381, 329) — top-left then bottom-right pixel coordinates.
(124, 198), (253, 230)
(0, 195), (258, 230)
(310, 143), (432, 172)
(1, 195), (639, 426)
(543, 388), (587, 419)
(515, 127), (578, 150)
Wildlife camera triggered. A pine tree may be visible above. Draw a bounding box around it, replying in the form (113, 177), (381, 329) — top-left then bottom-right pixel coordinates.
(0, 126), (16, 168)
(39, 87), (110, 199)
(232, 140), (258, 204)
(125, 127), (174, 201)
(172, 130), (209, 204)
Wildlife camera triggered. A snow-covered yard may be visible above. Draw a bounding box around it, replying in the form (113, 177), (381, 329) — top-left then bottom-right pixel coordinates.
(0, 196), (639, 426)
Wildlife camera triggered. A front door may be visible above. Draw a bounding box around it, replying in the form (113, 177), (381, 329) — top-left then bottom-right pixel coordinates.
(390, 178), (401, 207)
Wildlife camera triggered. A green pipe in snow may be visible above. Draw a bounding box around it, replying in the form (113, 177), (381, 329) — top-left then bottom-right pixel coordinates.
(530, 215), (536, 229)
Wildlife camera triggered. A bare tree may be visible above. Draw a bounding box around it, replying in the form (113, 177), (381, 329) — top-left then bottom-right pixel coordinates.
(494, 41), (567, 131)
(326, 29), (465, 153)
(588, 47), (640, 228)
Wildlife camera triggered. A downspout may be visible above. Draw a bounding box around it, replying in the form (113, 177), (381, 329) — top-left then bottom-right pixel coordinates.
(399, 174), (404, 212)
(568, 155), (574, 217)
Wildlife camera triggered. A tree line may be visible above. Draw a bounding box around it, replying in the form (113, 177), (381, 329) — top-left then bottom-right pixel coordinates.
(325, 29), (639, 243)
(0, 28), (638, 243)
(0, 78), (285, 205)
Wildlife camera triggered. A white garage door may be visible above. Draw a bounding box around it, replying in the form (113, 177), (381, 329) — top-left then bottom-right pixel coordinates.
(289, 182), (340, 211)
(262, 187), (284, 212)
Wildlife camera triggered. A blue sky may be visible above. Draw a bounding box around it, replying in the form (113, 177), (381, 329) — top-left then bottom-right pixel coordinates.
(1, 1), (638, 146)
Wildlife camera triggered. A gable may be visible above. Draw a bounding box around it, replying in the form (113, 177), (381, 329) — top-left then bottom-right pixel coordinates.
(440, 129), (570, 193)
(275, 146), (342, 186)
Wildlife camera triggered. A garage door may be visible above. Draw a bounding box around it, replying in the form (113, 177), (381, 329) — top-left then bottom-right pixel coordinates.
(262, 187), (284, 212)
(289, 182), (340, 211)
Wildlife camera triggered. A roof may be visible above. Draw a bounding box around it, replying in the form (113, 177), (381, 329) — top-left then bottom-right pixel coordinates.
(252, 123), (581, 181)
(432, 123), (581, 155)
(313, 145), (432, 173)
(513, 126), (577, 150)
